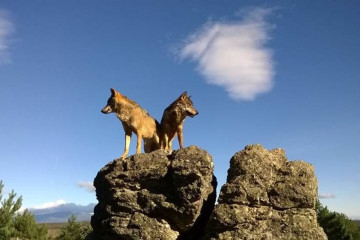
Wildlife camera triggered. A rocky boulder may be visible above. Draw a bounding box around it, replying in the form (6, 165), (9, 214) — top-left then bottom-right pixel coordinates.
(89, 146), (217, 240)
(203, 144), (327, 240)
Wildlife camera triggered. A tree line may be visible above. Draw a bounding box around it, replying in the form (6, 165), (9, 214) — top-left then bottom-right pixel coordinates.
(0, 181), (90, 240)
(1, 180), (360, 239)
(316, 200), (360, 240)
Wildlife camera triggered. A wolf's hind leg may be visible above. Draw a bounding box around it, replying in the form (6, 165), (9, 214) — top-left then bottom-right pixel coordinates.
(144, 140), (151, 153)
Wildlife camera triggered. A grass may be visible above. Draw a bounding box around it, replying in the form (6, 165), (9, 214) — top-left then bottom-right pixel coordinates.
(45, 223), (64, 238)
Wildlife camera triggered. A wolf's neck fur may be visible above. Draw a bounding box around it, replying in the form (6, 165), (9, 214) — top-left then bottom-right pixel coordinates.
(169, 103), (187, 125)
(115, 96), (151, 122)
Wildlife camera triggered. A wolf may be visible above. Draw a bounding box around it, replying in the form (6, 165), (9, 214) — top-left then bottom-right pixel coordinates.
(101, 88), (161, 158)
(160, 91), (199, 151)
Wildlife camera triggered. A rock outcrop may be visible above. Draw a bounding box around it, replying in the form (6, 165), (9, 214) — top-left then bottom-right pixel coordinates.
(89, 144), (326, 240)
(203, 144), (327, 240)
(90, 146), (217, 240)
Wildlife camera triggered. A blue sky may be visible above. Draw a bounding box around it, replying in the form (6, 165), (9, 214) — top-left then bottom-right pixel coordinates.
(1, 1), (359, 218)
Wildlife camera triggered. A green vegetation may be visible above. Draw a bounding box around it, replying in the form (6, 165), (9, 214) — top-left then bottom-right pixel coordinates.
(0, 180), (23, 240)
(316, 200), (360, 240)
(13, 209), (48, 240)
(55, 215), (91, 240)
(0, 180), (92, 240)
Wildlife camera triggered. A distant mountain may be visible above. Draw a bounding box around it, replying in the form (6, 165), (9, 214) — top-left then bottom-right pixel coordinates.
(29, 203), (96, 223)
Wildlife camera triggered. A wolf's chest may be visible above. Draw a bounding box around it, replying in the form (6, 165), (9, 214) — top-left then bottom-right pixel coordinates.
(168, 110), (185, 125)
(116, 111), (131, 122)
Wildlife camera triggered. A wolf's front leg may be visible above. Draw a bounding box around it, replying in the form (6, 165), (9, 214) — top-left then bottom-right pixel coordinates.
(121, 133), (131, 159)
(177, 125), (184, 149)
(162, 134), (169, 150)
(121, 125), (132, 159)
(136, 132), (142, 154)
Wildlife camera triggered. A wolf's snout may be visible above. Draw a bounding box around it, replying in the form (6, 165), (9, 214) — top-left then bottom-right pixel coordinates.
(188, 110), (199, 118)
(101, 105), (111, 114)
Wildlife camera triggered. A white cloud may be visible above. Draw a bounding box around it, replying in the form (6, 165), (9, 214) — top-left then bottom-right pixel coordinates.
(0, 9), (14, 64)
(319, 193), (335, 199)
(77, 181), (95, 192)
(179, 7), (275, 101)
(32, 199), (67, 209)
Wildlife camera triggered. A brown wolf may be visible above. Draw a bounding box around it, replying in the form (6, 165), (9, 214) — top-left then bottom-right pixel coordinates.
(101, 88), (160, 158)
(160, 91), (199, 151)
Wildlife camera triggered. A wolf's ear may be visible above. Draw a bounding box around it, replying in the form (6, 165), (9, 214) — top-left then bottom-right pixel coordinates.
(180, 91), (188, 99)
(110, 88), (117, 96)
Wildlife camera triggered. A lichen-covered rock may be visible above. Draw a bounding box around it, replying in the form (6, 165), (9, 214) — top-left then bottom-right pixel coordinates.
(204, 144), (327, 240)
(89, 146), (217, 240)
(89, 144), (327, 240)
